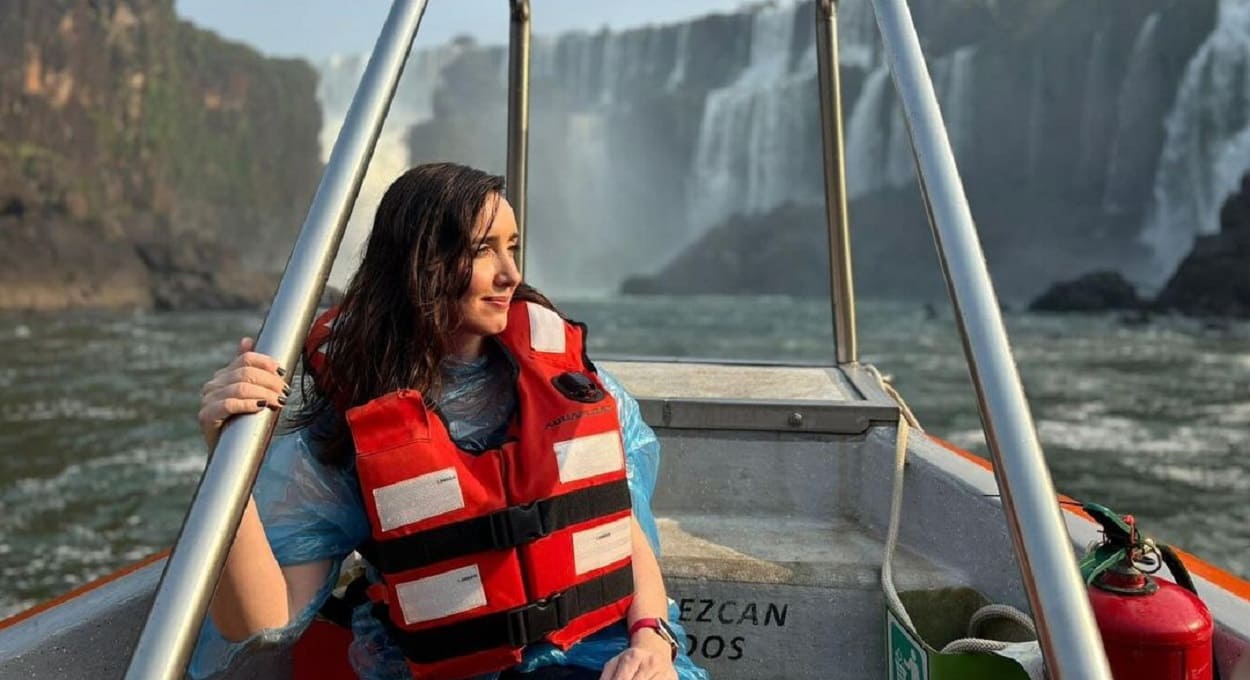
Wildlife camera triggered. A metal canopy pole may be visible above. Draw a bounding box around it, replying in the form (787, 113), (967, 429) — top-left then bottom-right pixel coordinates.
(507, 0), (532, 276)
(868, 0), (1112, 677)
(815, 0), (858, 365)
(123, 2), (430, 677)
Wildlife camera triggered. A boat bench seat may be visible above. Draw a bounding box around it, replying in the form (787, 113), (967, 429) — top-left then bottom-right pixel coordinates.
(599, 361), (970, 679)
(656, 513), (957, 680)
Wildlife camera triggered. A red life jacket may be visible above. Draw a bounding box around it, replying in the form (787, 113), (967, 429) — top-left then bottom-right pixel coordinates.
(309, 301), (634, 680)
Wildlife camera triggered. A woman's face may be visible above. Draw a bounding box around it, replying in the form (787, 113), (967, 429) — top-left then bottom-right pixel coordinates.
(454, 195), (521, 355)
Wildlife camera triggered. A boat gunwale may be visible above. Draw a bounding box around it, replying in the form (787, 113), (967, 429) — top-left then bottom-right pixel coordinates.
(928, 435), (1250, 605)
(0, 550), (167, 633)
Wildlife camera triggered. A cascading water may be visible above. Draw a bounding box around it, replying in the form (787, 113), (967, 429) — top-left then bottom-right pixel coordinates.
(1142, 0), (1250, 283)
(311, 0), (1026, 292)
(1104, 13), (1162, 214)
(311, 0), (1223, 297)
(844, 45), (975, 199)
(1076, 31), (1113, 190)
(686, 5), (816, 237)
(665, 23), (691, 91)
(318, 48), (462, 287)
(836, 0), (879, 70)
(938, 46), (976, 160)
(685, 0), (905, 236)
(845, 66), (892, 196)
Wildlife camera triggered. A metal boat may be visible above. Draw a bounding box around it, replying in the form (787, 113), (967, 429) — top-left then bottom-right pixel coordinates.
(1, 1), (1247, 678)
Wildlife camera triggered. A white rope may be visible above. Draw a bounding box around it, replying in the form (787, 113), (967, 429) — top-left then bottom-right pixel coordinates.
(941, 637), (1010, 654)
(869, 365), (1036, 657)
(969, 603), (1037, 639)
(939, 603), (1039, 654)
(870, 364), (921, 633)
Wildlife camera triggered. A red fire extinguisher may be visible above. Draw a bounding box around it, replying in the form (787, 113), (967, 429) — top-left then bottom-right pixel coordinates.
(1081, 504), (1217, 680)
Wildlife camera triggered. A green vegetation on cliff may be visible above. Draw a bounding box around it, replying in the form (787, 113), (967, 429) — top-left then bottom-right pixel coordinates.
(0, 0), (323, 309)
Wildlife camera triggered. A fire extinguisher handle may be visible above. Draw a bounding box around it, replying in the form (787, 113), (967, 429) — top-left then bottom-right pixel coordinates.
(1083, 502), (1136, 545)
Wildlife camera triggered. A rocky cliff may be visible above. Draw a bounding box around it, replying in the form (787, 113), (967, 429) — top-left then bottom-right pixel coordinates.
(0, 0), (322, 310)
(358, 0), (1218, 301)
(1024, 171), (1250, 317)
(1154, 172), (1250, 317)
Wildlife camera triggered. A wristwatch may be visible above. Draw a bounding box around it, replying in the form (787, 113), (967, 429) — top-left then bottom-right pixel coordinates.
(628, 617), (680, 661)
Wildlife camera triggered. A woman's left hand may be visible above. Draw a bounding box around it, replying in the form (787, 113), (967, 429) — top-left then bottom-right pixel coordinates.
(599, 636), (678, 680)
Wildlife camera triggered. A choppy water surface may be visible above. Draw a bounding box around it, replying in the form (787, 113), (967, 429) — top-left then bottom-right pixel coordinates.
(1, 297), (1247, 617)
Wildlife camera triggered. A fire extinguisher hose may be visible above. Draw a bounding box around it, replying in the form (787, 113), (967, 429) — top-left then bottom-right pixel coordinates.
(1158, 543), (1221, 680)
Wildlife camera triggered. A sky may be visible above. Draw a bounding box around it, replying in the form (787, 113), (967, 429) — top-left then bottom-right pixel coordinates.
(175, 0), (758, 61)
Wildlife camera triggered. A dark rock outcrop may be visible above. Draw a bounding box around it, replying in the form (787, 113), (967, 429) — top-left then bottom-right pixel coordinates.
(0, 0), (322, 310)
(133, 239), (281, 311)
(1029, 271), (1144, 312)
(1153, 174), (1250, 317)
(620, 203), (831, 297)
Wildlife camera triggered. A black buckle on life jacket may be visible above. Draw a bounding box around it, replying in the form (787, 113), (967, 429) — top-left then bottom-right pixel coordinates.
(506, 593), (571, 648)
(551, 371), (605, 403)
(489, 502), (550, 548)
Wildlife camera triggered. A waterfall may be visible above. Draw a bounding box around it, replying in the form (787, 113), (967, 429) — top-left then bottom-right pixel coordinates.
(844, 46), (976, 198)
(318, 48), (463, 287)
(313, 0), (994, 293)
(836, 0), (879, 70)
(1142, 0), (1250, 282)
(666, 23), (690, 91)
(1104, 13), (1162, 213)
(938, 46), (977, 159)
(686, 4), (818, 239)
(845, 66), (891, 197)
(1076, 31), (1113, 189)
(309, 0), (1216, 298)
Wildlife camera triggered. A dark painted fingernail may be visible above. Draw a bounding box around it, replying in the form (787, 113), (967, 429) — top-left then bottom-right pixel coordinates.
(277, 396), (287, 406)
(276, 367), (287, 377)
(282, 385), (291, 396)
(257, 400), (268, 408)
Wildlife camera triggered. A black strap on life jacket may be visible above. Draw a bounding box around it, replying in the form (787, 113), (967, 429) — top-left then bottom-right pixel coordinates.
(377, 563), (633, 663)
(359, 480), (632, 575)
(318, 574), (371, 629)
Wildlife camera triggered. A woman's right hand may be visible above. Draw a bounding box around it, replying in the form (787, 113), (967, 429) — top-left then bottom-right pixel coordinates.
(198, 336), (289, 450)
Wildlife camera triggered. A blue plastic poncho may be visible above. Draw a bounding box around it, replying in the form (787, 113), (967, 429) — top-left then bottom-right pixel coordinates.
(189, 350), (708, 680)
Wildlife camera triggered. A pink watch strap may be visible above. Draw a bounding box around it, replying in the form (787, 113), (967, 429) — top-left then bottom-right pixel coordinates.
(628, 617), (678, 660)
(628, 617), (663, 638)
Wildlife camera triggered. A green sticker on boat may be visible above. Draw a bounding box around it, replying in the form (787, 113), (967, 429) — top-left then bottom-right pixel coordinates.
(887, 609), (928, 680)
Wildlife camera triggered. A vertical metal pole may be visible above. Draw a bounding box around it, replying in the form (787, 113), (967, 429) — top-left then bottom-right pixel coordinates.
(815, 0), (858, 365)
(123, 2), (430, 678)
(869, 0), (1112, 677)
(507, 0), (532, 276)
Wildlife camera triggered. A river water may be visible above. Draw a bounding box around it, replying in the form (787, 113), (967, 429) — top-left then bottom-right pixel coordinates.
(1, 296), (1247, 617)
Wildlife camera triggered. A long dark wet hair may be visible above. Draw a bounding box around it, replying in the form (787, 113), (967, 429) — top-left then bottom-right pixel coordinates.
(290, 162), (554, 467)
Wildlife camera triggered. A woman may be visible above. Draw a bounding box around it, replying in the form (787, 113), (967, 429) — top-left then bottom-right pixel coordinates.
(193, 163), (707, 680)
